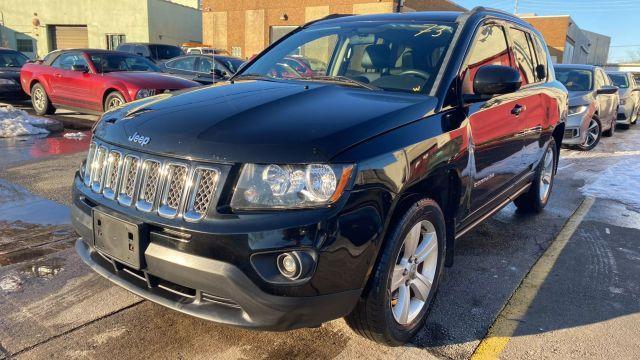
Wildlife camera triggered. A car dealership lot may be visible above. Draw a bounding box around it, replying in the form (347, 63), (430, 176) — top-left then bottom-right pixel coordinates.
(0, 126), (638, 359)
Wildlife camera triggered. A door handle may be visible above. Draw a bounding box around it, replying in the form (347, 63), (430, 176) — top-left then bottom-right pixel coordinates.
(54, 73), (62, 78)
(511, 104), (526, 116)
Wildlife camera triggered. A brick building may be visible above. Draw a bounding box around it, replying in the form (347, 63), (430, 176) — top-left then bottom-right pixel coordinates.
(520, 15), (610, 65)
(201, 0), (465, 59)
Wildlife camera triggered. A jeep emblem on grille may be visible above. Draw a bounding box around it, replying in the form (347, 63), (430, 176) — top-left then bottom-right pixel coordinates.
(128, 132), (150, 146)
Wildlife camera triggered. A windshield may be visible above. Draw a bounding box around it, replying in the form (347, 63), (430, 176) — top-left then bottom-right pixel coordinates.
(238, 22), (456, 94)
(0, 51), (28, 68)
(90, 53), (161, 73)
(151, 45), (184, 60)
(608, 73), (629, 88)
(555, 68), (593, 91)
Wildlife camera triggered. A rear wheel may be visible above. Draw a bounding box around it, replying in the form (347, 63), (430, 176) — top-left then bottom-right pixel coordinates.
(104, 91), (126, 111)
(31, 83), (56, 115)
(514, 138), (557, 213)
(346, 198), (445, 346)
(577, 117), (601, 151)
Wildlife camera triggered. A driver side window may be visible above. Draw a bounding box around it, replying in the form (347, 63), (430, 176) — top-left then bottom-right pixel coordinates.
(462, 24), (510, 95)
(51, 52), (88, 70)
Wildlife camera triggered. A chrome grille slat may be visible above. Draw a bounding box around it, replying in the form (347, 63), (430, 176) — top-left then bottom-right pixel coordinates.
(136, 160), (161, 212)
(159, 164), (189, 219)
(82, 142), (220, 222)
(184, 168), (220, 222)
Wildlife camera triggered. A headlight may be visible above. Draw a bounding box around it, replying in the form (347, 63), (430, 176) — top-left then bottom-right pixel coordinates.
(568, 105), (587, 115)
(231, 163), (355, 210)
(136, 89), (156, 99)
(0, 78), (16, 85)
(620, 98), (627, 105)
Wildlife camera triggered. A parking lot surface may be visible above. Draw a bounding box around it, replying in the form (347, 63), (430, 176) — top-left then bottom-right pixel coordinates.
(0, 120), (639, 359)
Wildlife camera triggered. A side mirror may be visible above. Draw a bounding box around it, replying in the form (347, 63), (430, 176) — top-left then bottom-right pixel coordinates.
(212, 68), (225, 77)
(71, 64), (89, 72)
(597, 85), (618, 95)
(472, 65), (522, 97)
(535, 64), (546, 81)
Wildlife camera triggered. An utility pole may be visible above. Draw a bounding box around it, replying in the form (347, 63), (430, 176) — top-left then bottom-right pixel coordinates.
(514, 0), (519, 14)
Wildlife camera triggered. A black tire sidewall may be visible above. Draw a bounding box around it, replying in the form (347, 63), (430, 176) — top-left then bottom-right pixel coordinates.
(378, 199), (446, 343)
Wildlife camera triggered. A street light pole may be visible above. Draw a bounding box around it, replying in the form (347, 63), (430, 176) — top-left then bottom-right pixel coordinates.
(514, 0), (519, 14)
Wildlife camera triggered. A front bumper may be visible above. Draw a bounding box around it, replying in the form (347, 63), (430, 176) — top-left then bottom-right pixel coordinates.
(562, 113), (590, 145)
(0, 84), (26, 99)
(617, 101), (636, 124)
(76, 238), (360, 330)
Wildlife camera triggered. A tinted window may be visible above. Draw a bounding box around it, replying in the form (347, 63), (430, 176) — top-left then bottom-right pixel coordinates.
(134, 45), (150, 57)
(608, 73), (629, 88)
(150, 45), (183, 60)
(89, 53), (160, 73)
(117, 44), (132, 53)
(555, 68), (593, 91)
(510, 28), (537, 85)
(51, 52), (88, 70)
(167, 56), (197, 71)
(0, 51), (29, 67)
(197, 57), (214, 73)
(462, 24), (510, 94)
(531, 34), (548, 81)
(219, 58), (243, 73)
(243, 22), (456, 94)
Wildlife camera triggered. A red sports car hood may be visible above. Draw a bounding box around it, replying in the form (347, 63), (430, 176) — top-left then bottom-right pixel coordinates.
(104, 71), (199, 89)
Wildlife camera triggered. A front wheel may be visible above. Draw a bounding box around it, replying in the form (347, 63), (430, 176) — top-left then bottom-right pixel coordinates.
(514, 138), (557, 213)
(577, 117), (601, 151)
(104, 91), (126, 111)
(345, 198), (445, 346)
(31, 83), (56, 115)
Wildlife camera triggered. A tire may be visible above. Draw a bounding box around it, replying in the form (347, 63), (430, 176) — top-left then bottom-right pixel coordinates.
(31, 83), (56, 116)
(602, 117), (616, 136)
(345, 198), (445, 346)
(577, 117), (601, 151)
(104, 91), (126, 111)
(514, 138), (557, 213)
(618, 123), (630, 130)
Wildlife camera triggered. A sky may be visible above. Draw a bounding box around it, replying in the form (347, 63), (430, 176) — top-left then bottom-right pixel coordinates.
(454, 0), (640, 63)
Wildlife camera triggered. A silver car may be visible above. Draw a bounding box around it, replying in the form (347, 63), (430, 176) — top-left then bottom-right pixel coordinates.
(607, 71), (640, 129)
(555, 64), (620, 151)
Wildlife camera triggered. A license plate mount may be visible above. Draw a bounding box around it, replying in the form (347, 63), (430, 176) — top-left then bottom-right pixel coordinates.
(93, 207), (148, 270)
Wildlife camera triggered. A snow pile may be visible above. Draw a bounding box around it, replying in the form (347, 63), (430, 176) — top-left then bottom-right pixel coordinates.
(581, 156), (640, 211)
(63, 131), (87, 139)
(0, 105), (52, 137)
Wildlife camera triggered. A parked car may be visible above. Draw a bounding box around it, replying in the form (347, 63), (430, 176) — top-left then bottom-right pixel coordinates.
(0, 48), (29, 99)
(159, 54), (244, 85)
(555, 64), (619, 150)
(116, 43), (184, 63)
(185, 47), (228, 55)
(72, 8), (567, 345)
(606, 71), (639, 128)
(20, 49), (200, 115)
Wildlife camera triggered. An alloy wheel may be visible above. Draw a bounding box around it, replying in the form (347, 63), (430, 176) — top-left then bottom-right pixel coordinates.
(539, 146), (554, 202)
(107, 97), (124, 110)
(389, 220), (438, 325)
(583, 118), (600, 147)
(33, 88), (45, 111)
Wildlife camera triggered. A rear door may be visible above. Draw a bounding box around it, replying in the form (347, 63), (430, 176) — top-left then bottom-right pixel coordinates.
(461, 22), (526, 212)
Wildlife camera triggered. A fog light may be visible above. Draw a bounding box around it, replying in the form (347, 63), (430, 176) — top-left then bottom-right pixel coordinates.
(277, 252), (300, 279)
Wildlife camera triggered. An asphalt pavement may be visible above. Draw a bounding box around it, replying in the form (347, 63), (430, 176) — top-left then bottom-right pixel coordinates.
(0, 116), (638, 359)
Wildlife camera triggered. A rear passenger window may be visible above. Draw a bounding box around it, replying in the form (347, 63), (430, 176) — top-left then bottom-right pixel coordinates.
(462, 24), (510, 95)
(510, 28), (537, 85)
(531, 35), (548, 81)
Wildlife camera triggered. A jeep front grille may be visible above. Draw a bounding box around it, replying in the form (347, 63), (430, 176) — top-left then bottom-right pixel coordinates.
(82, 141), (220, 222)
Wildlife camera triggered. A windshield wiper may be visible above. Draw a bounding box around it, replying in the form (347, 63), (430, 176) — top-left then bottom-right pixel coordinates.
(296, 75), (380, 91)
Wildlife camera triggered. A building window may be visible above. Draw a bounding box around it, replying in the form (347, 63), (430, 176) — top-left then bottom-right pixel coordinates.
(232, 47), (242, 58)
(106, 34), (126, 50)
(270, 26), (298, 45)
(16, 38), (34, 53)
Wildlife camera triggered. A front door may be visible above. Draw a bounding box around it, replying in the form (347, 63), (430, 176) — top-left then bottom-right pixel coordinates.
(461, 23), (526, 212)
(49, 52), (97, 109)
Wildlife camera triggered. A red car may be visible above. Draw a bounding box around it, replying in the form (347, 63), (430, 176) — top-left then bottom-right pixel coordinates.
(20, 49), (200, 115)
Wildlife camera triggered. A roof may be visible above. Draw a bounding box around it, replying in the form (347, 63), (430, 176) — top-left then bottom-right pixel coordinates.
(308, 7), (529, 28)
(119, 43), (181, 47)
(554, 64), (598, 71)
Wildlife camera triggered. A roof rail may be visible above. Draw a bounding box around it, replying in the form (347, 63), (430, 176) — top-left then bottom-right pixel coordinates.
(467, 6), (518, 18)
(303, 13), (353, 27)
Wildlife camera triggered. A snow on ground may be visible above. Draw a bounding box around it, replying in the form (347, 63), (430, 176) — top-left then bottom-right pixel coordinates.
(0, 105), (53, 137)
(63, 131), (87, 139)
(581, 156), (640, 211)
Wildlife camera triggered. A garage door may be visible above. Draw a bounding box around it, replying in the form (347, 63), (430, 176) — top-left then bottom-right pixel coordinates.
(50, 25), (88, 50)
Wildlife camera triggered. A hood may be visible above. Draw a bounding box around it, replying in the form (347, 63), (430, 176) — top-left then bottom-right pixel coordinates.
(0, 67), (20, 81)
(94, 80), (438, 163)
(104, 71), (199, 89)
(567, 90), (593, 107)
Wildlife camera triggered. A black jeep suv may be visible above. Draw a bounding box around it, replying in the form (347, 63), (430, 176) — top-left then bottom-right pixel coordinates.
(72, 8), (567, 345)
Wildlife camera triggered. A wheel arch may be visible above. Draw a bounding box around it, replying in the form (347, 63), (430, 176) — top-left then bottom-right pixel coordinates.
(102, 88), (125, 111)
